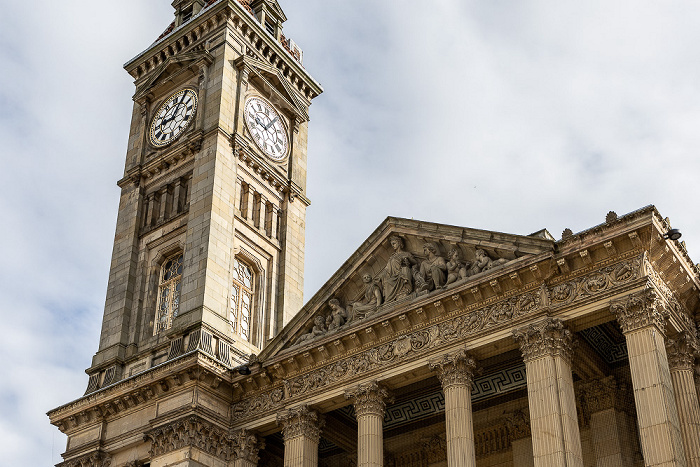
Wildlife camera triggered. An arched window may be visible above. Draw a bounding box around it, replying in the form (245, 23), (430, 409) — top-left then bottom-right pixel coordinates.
(231, 258), (254, 341)
(154, 253), (183, 335)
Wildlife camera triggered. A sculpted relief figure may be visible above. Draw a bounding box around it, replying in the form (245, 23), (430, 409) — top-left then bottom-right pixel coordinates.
(445, 248), (468, 287)
(468, 249), (508, 276)
(295, 315), (327, 345)
(380, 236), (417, 303)
(350, 273), (383, 320)
(326, 298), (348, 331)
(416, 242), (447, 292)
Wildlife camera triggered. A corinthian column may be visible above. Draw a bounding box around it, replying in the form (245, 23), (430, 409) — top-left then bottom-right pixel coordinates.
(345, 381), (393, 467)
(611, 289), (686, 466)
(277, 405), (323, 467)
(667, 331), (700, 467)
(429, 349), (477, 467)
(231, 429), (264, 467)
(513, 317), (584, 467)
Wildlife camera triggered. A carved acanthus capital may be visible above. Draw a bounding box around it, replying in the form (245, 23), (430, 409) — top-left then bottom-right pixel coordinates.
(610, 289), (666, 335)
(276, 405), (324, 443)
(144, 416), (230, 461)
(345, 381), (394, 418)
(504, 409), (531, 441)
(513, 317), (575, 363)
(230, 429), (264, 463)
(429, 349), (477, 389)
(57, 451), (111, 467)
(580, 376), (621, 415)
(666, 331), (699, 371)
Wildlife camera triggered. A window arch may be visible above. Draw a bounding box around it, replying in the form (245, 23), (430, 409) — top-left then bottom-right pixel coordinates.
(230, 258), (254, 341)
(154, 253), (183, 335)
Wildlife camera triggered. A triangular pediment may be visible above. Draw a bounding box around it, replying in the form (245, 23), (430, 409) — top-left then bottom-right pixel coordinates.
(134, 50), (214, 101)
(244, 57), (309, 121)
(260, 217), (555, 360)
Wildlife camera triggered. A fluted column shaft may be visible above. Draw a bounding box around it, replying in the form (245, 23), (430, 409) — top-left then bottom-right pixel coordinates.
(668, 332), (700, 467)
(345, 382), (393, 467)
(611, 289), (687, 466)
(277, 405), (323, 467)
(430, 349), (477, 467)
(513, 317), (584, 467)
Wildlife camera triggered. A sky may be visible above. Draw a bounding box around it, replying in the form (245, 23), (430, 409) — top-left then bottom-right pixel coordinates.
(1, 0), (700, 465)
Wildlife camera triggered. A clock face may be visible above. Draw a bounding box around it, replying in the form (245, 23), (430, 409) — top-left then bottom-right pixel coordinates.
(244, 97), (289, 161)
(149, 89), (198, 148)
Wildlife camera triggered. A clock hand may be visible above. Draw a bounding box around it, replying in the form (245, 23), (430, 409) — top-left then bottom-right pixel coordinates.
(264, 116), (278, 131)
(255, 116), (266, 129)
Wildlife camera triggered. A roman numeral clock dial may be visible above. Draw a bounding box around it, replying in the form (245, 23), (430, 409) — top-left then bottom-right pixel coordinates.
(244, 97), (289, 161)
(149, 89), (198, 148)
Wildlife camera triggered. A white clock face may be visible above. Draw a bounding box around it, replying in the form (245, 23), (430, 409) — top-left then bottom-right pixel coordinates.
(244, 97), (289, 161)
(149, 89), (198, 148)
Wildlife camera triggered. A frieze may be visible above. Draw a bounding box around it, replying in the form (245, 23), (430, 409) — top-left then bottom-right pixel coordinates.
(232, 255), (643, 420)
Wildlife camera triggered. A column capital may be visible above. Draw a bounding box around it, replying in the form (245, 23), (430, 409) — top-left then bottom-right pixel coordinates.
(345, 381), (394, 418)
(667, 331), (699, 371)
(230, 429), (264, 463)
(429, 348), (477, 389)
(276, 405), (324, 444)
(579, 375), (624, 415)
(610, 289), (666, 335)
(504, 409), (531, 441)
(512, 317), (575, 363)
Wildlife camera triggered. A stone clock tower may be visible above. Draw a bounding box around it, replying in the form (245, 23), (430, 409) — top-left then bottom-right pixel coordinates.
(49, 1), (321, 465)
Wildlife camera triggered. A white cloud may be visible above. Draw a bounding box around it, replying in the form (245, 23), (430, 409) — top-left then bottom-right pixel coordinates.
(2, 0), (700, 464)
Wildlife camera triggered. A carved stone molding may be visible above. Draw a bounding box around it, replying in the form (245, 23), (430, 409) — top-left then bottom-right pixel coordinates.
(345, 381), (394, 418)
(667, 331), (700, 371)
(610, 289), (666, 335)
(276, 405), (324, 443)
(231, 429), (264, 463)
(144, 415), (230, 460)
(504, 409), (531, 441)
(513, 317), (575, 363)
(57, 451), (111, 467)
(429, 349), (477, 390)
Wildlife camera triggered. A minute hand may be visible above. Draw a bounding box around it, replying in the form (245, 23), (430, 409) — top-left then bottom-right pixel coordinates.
(264, 116), (279, 131)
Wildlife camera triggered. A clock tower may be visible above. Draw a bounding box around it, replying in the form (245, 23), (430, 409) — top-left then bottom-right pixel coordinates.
(49, 1), (322, 464)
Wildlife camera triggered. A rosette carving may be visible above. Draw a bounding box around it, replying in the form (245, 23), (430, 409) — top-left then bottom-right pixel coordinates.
(429, 349), (477, 389)
(345, 381), (394, 418)
(610, 289), (666, 335)
(276, 405), (324, 443)
(666, 331), (700, 371)
(513, 317), (575, 363)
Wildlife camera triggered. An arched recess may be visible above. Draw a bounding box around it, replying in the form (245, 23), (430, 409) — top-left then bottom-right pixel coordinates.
(144, 241), (186, 339)
(230, 247), (266, 348)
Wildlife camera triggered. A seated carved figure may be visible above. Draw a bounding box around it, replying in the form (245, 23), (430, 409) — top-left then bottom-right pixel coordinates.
(326, 298), (348, 331)
(417, 242), (447, 292)
(468, 249), (508, 276)
(350, 274), (383, 320)
(295, 315), (327, 345)
(444, 248), (468, 287)
(380, 236), (417, 303)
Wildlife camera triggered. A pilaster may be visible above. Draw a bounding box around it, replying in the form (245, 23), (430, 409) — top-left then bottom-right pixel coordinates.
(231, 429), (264, 467)
(505, 410), (534, 467)
(513, 317), (584, 467)
(610, 289), (687, 466)
(667, 331), (700, 467)
(429, 349), (478, 467)
(277, 405), (323, 467)
(345, 382), (393, 467)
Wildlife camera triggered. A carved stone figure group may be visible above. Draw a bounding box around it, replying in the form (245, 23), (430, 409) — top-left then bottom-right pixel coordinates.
(294, 236), (511, 346)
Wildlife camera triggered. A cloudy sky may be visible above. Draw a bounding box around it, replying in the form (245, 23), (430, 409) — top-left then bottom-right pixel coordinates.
(2, 0), (700, 464)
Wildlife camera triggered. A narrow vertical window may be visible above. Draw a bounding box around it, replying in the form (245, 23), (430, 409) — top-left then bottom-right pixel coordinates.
(231, 258), (254, 341)
(154, 253), (183, 335)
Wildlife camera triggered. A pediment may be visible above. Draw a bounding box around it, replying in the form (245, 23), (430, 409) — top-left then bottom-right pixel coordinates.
(244, 57), (309, 121)
(134, 50), (214, 101)
(259, 217), (555, 359)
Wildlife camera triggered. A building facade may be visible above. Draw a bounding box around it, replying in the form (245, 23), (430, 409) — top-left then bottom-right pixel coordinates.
(48, 1), (700, 466)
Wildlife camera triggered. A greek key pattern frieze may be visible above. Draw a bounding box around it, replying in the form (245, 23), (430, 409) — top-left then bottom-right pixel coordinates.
(231, 256), (642, 420)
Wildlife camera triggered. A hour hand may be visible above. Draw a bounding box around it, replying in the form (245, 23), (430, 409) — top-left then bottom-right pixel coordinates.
(264, 116), (278, 131)
(255, 117), (266, 129)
